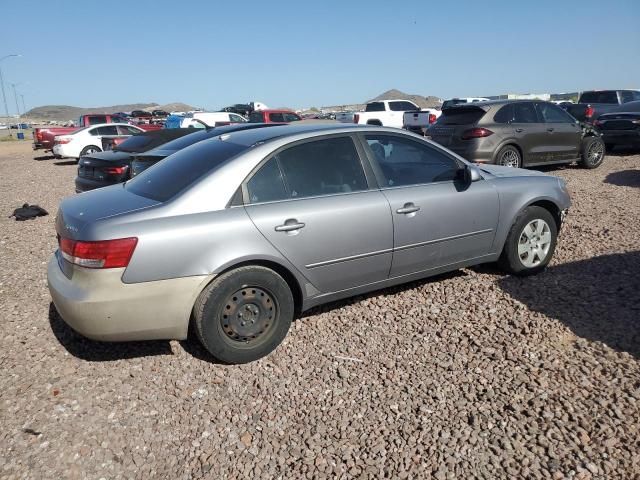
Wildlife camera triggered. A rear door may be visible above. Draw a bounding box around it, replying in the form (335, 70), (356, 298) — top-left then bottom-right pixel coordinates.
(535, 102), (581, 162)
(244, 135), (393, 294)
(362, 133), (499, 278)
(388, 101), (418, 128)
(511, 102), (548, 164)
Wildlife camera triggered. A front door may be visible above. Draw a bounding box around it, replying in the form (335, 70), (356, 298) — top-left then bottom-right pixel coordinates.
(536, 102), (582, 162)
(361, 133), (499, 278)
(244, 135), (393, 294)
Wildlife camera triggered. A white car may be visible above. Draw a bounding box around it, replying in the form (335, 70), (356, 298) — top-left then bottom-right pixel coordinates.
(179, 112), (247, 129)
(352, 99), (421, 128)
(52, 123), (145, 159)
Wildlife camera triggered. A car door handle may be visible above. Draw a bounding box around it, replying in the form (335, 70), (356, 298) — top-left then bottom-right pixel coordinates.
(396, 203), (421, 215)
(515, 128), (524, 133)
(547, 127), (554, 132)
(275, 219), (305, 232)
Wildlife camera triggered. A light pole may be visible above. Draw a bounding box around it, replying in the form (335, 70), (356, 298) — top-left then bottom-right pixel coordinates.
(0, 54), (21, 135)
(11, 83), (20, 116)
(20, 93), (25, 114)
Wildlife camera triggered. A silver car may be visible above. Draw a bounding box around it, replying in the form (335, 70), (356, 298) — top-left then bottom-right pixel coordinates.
(48, 124), (571, 363)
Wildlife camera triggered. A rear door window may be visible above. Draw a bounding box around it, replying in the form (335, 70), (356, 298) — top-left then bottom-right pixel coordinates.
(246, 158), (287, 203)
(247, 136), (368, 202)
(512, 103), (538, 123)
(438, 108), (485, 125)
(389, 101), (417, 111)
(95, 126), (119, 135)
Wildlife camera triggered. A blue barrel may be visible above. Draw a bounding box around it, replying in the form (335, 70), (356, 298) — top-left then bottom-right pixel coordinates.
(16, 132), (24, 140)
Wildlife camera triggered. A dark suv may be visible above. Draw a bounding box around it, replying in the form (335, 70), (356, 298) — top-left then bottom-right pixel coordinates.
(427, 100), (605, 169)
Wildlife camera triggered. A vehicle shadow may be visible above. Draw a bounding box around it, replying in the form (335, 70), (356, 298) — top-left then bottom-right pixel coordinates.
(604, 170), (640, 188)
(497, 252), (640, 359)
(298, 270), (467, 320)
(54, 160), (77, 166)
(34, 154), (57, 161)
(49, 303), (173, 361)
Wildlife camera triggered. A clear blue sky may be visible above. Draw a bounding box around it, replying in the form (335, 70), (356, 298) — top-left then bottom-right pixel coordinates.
(1, 0), (639, 112)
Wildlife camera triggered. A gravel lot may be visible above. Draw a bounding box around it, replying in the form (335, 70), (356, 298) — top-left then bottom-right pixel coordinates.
(0, 140), (638, 479)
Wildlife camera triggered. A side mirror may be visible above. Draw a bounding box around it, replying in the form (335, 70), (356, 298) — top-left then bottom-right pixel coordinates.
(458, 164), (482, 184)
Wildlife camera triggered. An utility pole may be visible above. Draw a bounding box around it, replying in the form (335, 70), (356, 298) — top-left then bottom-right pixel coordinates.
(0, 54), (21, 136)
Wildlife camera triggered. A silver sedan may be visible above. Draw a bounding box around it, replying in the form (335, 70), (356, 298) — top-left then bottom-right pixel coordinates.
(48, 124), (570, 363)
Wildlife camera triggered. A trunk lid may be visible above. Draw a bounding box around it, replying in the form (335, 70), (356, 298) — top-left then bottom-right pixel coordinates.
(57, 186), (160, 240)
(428, 105), (488, 146)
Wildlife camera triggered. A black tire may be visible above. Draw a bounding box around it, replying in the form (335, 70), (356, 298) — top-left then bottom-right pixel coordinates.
(498, 206), (558, 276)
(194, 266), (294, 364)
(80, 145), (101, 157)
(496, 145), (522, 168)
(580, 136), (605, 169)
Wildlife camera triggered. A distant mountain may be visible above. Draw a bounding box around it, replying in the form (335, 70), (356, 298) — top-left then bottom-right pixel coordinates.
(23, 102), (197, 120)
(367, 89), (442, 109)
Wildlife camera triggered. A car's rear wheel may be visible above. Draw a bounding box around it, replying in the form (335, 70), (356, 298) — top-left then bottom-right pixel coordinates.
(194, 266), (294, 364)
(80, 145), (101, 157)
(580, 136), (605, 169)
(498, 206), (557, 276)
(497, 145), (522, 168)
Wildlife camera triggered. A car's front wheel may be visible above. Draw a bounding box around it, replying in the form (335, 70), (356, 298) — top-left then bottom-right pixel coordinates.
(497, 145), (522, 168)
(498, 206), (558, 276)
(580, 136), (605, 169)
(194, 266), (294, 364)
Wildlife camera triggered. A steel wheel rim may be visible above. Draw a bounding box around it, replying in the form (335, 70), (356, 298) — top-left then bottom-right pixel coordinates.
(220, 287), (276, 343)
(517, 219), (552, 268)
(500, 150), (519, 168)
(588, 141), (604, 164)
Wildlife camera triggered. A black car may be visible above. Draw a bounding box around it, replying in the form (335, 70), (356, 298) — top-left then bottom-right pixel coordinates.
(594, 100), (640, 151)
(129, 123), (277, 177)
(152, 110), (169, 117)
(75, 129), (195, 193)
(221, 104), (253, 116)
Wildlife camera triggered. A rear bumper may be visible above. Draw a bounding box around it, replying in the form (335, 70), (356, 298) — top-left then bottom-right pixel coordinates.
(47, 254), (210, 341)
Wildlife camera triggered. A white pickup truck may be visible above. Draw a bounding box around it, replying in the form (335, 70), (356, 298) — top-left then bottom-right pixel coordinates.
(353, 99), (421, 128)
(402, 108), (442, 135)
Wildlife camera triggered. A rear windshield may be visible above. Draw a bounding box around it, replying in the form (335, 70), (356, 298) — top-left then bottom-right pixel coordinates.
(365, 102), (385, 112)
(442, 99), (465, 109)
(437, 108), (485, 125)
(125, 139), (248, 202)
(579, 91), (619, 104)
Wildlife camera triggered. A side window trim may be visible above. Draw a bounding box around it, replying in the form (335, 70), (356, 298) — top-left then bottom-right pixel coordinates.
(242, 133), (374, 206)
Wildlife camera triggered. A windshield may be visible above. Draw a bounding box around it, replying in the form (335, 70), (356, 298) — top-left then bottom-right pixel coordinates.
(125, 139), (249, 202)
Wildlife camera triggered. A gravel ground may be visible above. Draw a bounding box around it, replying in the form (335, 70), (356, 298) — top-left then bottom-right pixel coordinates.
(0, 141), (639, 479)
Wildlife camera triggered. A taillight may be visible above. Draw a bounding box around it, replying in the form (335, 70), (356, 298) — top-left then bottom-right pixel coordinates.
(55, 137), (72, 144)
(461, 128), (494, 140)
(585, 105), (595, 119)
(102, 166), (128, 175)
(36, 130), (43, 141)
(59, 237), (138, 269)
(428, 113), (437, 124)
(353, 114), (359, 123)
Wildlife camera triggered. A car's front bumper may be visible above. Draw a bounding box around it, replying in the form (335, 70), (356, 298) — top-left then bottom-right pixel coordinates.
(600, 130), (640, 145)
(47, 253), (210, 341)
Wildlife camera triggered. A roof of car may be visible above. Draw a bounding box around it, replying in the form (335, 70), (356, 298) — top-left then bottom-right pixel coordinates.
(442, 99), (552, 110)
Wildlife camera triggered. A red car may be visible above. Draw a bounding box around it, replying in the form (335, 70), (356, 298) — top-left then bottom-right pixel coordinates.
(33, 114), (161, 154)
(248, 109), (302, 124)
